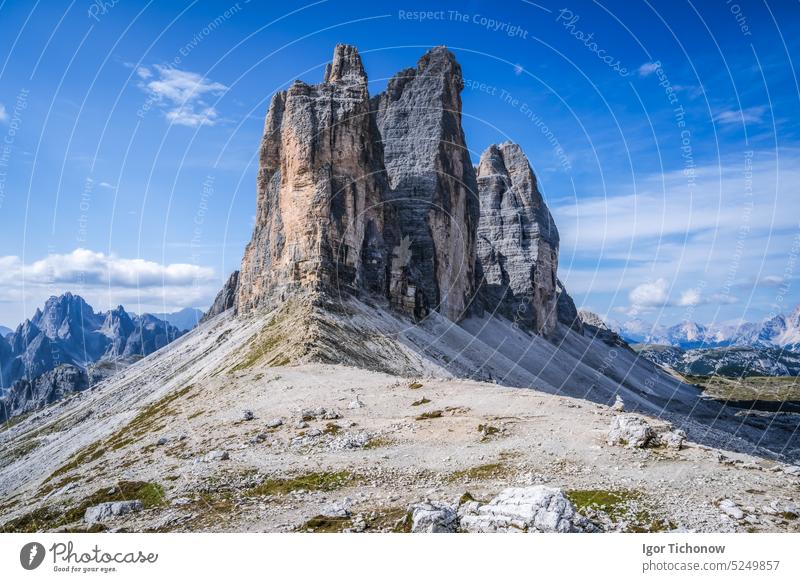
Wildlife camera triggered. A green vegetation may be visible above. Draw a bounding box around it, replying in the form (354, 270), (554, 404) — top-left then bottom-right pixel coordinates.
(567, 489), (675, 533)
(42, 386), (196, 487)
(322, 422), (341, 435)
(411, 397), (431, 406)
(685, 375), (800, 402)
(448, 463), (507, 482)
(363, 437), (393, 449)
(408, 381), (423, 390)
(2, 481), (165, 533)
(230, 301), (304, 371)
(0, 411), (32, 433)
(415, 410), (442, 420)
(477, 424), (500, 440)
(245, 471), (353, 497)
(297, 515), (353, 532)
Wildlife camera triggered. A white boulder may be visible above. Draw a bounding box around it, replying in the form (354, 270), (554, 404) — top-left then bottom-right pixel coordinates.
(458, 486), (595, 533)
(607, 414), (655, 448)
(408, 501), (458, 533)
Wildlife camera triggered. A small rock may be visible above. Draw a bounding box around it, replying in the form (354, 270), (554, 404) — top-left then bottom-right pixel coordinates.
(607, 414), (655, 448)
(348, 397), (365, 409)
(323, 498), (353, 518)
(84, 500), (143, 524)
(611, 395), (625, 412)
(407, 501), (458, 533)
(660, 429), (687, 450)
(266, 418), (283, 429)
(172, 497), (192, 507)
(307, 428), (323, 438)
(156, 436), (170, 446)
(242, 410), (255, 421)
(719, 499), (744, 520)
(204, 449), (229, 462)
(295, 420), (309, 429)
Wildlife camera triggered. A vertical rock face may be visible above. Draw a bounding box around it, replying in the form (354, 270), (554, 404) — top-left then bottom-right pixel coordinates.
(373, 47), (480, 322)
(237, 44), (388, 314)
(476, 142), (560, 335)
(202, 270), (240, 322)
(235, 45), (570, 335)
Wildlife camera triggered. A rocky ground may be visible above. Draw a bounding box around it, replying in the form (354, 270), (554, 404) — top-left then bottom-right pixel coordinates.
(1, 355), (798, 533)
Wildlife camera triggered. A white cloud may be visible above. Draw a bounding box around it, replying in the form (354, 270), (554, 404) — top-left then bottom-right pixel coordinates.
(0, 249), (218, 324)
(98, 182), (115, 189)
(629, 278), (669, 308)
(555, 150), (800, 306)
(139, 65), (227, 127)
(637, 62), (659, 77)
(677, 287), (702, 307)
(0, 103), (7, 123)
(714, 106), (766, 125)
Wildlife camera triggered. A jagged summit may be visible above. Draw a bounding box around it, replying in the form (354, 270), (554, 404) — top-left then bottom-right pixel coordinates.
(323, 43), (367, 84)
(477, 142), (560, 334)
(234, 44), (550, 328)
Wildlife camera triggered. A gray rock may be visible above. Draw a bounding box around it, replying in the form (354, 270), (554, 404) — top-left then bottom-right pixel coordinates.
(476, 142), (559, 335)
(242, 409), (255, 421)
(236, 44), (388, 314)
(607, 414), (656, 448)
(374, 46), (480, 322)
(611, 395), (625, 412)
(459, 486), (595, 533)
(347, 397), (365, 409)
(300, 407), (340, 421)
(719, 499), (744, 520)
(660, 429), (687, 450)
(84, 500), (143, 523)
(156, 436), (169, 446)
(201, 271), (239, 322)
(265, 418), (283, 428)
(204, 450), (229, 462)
(408, 501), (458, 533)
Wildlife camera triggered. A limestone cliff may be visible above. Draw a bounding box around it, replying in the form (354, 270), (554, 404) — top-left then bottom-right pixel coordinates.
(236, 44), (388, 314)
(476, 142), (560, 335)
(373, 47), (480, 322)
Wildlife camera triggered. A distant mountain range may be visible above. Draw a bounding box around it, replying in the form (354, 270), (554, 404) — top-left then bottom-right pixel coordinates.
(0, 293), (204, 421)
(603, 307), (800, 378)
(0, 326), (10, 337)
(609, 306), (800, 351)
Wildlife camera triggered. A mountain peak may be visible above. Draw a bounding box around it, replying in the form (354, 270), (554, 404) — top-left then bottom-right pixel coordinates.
(323, 43), (366, 84)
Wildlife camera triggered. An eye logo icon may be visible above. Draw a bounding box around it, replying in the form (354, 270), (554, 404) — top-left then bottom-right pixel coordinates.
(20, 542), (46, 570)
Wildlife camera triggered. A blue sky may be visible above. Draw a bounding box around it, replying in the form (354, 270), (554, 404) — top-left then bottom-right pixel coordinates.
(0, 0), (798, 330)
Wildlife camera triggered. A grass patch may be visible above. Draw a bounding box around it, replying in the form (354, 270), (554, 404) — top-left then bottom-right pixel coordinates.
(297, 515), (353, 532)
(42, 387), (196, 487)
(323, 422), (341, 435)
(449, 463), (507, 482)
(363, 437), (393, 449)
(187, 410), (204, 420)
(0, 411), (32, 433)
(415, 410), (442, 420)
(2, 481), (165, 532)
(411, 397), (431, 407)
(245, 471), (353, 497)
(409, 381), (423, 390)
(566, 489), (674, 533)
